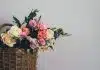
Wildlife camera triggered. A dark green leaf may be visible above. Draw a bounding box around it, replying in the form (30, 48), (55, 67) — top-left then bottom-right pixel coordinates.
(25, 17), (28, 23)
(24, 9), (39, 24)
(28, 9), (39, 19)
(13, 16), (21, 27)
(37, 16), (41, 23)
(49, 46), (54, 50)
(63, 33), (72, 36)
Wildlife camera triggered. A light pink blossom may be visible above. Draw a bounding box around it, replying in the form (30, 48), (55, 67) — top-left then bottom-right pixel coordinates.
(20, 32), (27, 37)
(37, 23), (48, 30)
(38, 38), (46, 46)
(26, 36), (38, 50)
(29, 19), (37, 27)
(37, 30), (47, 39)
(20, 27), (30, 37)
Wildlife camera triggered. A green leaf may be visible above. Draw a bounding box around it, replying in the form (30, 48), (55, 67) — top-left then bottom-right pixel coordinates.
(49, 46), (54, 50)
(25, 17), (28, 23)
(37, 16), (41, 23)
(63, 33), (72, 36)
(28, 9), (39, 19)
(51, 27), (56, 31)
(0, 45), (3, 48)
(13, 16), (21, 27)
(24, 9), (39, 25)
(26, 9), (39, 24)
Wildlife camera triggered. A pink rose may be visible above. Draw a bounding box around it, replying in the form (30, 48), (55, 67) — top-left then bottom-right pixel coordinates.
(29, 19), (37, 27)
(20, 27), (30, 37)
(20, 32), (27, 37)
(38, 38), (46, 45)
(37, 30), (47, 39)
(37, 23), (48, 30)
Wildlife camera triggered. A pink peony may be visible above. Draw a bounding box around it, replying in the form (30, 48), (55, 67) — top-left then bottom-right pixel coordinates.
(37, 23), (48, 30)
(26, 36), (38, 50)
(37, 30), (47, 39)
(20, 32), (27, 37)
(38, 38), (46, 46)
(20, 27), (30, 37)
(29, 19), (37, 27)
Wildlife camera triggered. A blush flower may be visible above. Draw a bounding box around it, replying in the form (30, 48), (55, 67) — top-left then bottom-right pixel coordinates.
(37, 30), (47, 39)
(46, 29), (54, 39)
(37, 23), (48, 30)
(29, 19), (37, 27)
(38, 38), (46, 46)
(26, 36), (39, 50)
(20, 27), (30, 37)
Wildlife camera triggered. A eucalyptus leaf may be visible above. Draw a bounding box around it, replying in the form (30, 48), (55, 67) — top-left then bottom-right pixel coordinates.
(13, 16), (21, 27)
(24, 9), (39, 25)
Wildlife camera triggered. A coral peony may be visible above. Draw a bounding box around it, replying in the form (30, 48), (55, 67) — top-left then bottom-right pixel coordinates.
(37, 30), (47, 39)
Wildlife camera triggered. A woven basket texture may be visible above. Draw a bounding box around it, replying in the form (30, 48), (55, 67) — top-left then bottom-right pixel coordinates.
(0, 48), (37, 70)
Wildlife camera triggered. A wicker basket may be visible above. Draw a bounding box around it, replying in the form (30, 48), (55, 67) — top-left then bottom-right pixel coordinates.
(0, 48), (37, 70)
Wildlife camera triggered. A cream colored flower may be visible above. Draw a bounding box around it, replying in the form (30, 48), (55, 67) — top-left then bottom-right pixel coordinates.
(1, 33), (16, 47)
(38, 46), (49, 52)
(8, 25), (22, 38)
(46, 29), (54, 39)
(46, 39), (55, 49)
(49, 39), (55, 47)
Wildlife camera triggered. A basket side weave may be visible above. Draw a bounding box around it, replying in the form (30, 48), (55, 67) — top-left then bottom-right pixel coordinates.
(0, 48), (37, 70)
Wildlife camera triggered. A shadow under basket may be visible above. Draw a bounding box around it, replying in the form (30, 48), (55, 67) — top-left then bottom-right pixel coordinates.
(0, 48), (38, 70)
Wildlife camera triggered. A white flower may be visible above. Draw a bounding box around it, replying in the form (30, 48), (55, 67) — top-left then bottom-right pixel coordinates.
(46, 39), (55, 48)
(46, 29), (54, 39)
(50, 39), (55, 47)
(38, 46), (49, 52)
(1, 33), (16, 47)
(8, 25), (22, 38)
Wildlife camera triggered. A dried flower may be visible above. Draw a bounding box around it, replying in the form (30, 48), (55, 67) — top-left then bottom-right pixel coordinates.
(0, 9), (70, 52)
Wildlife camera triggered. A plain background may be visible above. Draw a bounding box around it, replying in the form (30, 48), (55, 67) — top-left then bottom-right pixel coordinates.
(0, 0), (100, 70)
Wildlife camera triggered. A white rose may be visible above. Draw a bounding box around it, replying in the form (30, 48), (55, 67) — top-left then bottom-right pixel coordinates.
(8, 25), (22, 38)
(1, 33), (16, 47)
(46, 29), (54, 39)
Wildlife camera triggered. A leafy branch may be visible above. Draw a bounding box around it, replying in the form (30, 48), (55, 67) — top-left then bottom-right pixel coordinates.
(25, 9), (39, 24)
(13, 16), (21, 27)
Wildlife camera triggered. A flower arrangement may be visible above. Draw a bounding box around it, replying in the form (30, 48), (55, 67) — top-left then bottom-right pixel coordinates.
(0, 9), (71, 53)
